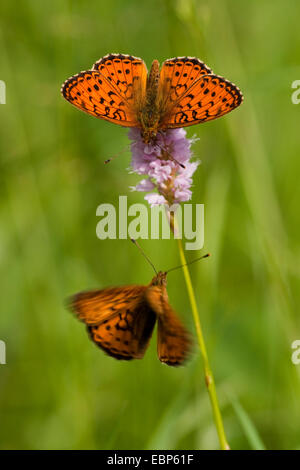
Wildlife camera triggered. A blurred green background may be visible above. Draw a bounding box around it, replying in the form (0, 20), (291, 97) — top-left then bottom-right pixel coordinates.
(0, 0), (299, 450)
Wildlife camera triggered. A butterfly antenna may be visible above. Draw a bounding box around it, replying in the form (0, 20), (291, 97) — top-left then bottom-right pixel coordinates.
(104, 144), (131, 164)
(156, 143), (186, 169)
(167, 253), (211, 273)
(169, 154), (185, 169)
(130, 239), (158, 275)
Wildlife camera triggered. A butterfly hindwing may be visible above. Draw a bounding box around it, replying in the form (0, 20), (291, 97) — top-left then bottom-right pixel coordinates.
(69, 285), (156, 361)
(87, 301), (156, 360)
(161, 74), (243, 128)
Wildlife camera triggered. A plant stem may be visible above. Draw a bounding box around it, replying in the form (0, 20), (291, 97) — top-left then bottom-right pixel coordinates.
(176, 233), (230, 450)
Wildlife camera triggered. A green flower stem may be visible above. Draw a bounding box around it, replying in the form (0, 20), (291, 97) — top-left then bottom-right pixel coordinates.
(176, 235), (230, 450)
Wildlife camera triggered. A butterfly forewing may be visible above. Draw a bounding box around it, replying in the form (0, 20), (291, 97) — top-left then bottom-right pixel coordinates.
(92, 53), (148, 109)
(61, 70), (140, 127)
(158, 57), (213, 112)
(69, 285), (146, 324)
(145, 283), (192, 366)
(157, 305), (192, 366)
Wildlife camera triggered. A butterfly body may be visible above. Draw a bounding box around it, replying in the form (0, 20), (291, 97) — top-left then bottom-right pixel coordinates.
(139, 60), (161, 143)
(68, 271), (191, 366)
(61, 54), (243, 144)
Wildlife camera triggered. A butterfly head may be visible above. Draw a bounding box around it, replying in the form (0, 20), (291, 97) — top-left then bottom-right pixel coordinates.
(141, 128), (158, 144)
(150, 271), (167, 286)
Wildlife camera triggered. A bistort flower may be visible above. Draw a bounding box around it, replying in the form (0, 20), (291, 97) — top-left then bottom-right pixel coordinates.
(129, 128), (199, 207)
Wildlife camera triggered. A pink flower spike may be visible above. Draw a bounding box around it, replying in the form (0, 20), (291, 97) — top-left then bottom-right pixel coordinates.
(133, 179), (155, 192)
(128, 128), (200, 206)
(144, 193), (167, 207)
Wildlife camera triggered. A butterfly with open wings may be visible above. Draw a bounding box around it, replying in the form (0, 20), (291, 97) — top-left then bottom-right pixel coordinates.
(61, 54), (243, 144)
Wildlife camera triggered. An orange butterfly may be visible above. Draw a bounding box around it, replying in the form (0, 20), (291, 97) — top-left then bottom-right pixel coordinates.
(61, 54), (243, 143)
(68, 268), (196, 366)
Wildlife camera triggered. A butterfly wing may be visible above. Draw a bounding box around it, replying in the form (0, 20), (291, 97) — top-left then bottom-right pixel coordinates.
(145, 284), (192, 366)
(68, 285), (156, 360)
(93, 53), (148, 110)
(158, 57), (243, 128)
(61, 54), (148, 128)
(157, 304), (192, 366)
(158, 56), (213, 111)
(87, 301), (156, 360)
(61, 70), (139, 126)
